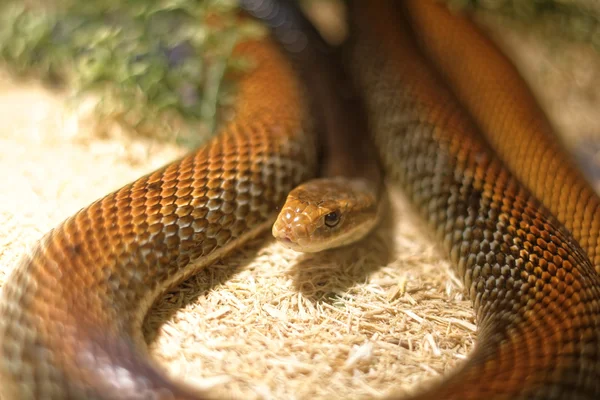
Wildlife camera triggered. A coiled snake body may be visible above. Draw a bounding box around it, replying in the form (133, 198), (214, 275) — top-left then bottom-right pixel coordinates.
(1, 1), (600, 399)
(0, 38), (319, 399)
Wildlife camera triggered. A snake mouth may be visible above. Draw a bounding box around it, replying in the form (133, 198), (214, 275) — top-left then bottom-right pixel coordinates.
(272, 226), (310, 252)
(272, 218), (309, 251)
(279, 235), (293, 244)
(275, 238), (306, 252)
(272, 225), (298, 249)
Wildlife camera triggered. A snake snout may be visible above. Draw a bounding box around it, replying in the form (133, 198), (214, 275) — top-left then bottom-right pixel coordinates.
(272, 220), (294, 243)
(272, 216), (312, 251)
(278, 230), (294, 244)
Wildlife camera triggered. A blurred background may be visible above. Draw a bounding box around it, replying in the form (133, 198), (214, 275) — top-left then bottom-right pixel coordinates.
(2, 0), (600, 161)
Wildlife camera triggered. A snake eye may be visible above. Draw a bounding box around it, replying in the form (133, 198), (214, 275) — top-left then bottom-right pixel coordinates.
(324, 211), (340, 228)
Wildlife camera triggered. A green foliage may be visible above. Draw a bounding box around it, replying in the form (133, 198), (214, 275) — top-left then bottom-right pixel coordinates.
(4, 0), (600, 145)
(0, 0), (263, 144)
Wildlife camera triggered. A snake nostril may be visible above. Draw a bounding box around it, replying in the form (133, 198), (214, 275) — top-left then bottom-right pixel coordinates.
(284, 227), (297, 243)
(273, 225), (294, 244)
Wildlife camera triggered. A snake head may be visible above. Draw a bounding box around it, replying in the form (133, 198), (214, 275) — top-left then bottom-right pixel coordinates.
(272, 177), (380, 252)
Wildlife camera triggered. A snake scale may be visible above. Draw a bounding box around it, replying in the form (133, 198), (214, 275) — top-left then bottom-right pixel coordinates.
(1, 0), (600, 399)
(0, 37), (319, 399)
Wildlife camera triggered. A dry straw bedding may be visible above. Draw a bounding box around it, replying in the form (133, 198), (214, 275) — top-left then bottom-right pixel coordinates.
(2, 13), (600, 400)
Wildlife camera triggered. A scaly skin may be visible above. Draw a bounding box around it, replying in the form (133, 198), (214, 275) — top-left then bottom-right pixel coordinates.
(0, 38), (318, 399)
(400, 0), (600, 272)
(1, 0), (600, 398)
(346, 0), (600, 398)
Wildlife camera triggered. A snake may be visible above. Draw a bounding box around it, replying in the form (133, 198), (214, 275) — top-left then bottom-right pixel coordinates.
(1, 0), (600, 399)
(243, 0), (384, 253)
(0, 25), (320, 399)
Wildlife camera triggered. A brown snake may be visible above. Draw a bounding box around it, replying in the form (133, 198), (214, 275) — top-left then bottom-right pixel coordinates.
(1, 0), (600, 399)
(0, 35), (319, 399)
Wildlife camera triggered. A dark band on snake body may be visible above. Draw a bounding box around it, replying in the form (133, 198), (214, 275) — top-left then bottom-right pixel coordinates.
(399, 0), (600, 272)
(345, 1), (600, 398)
(242, 0), (382, 184)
